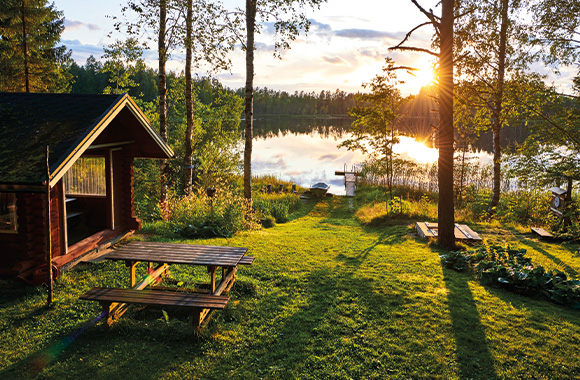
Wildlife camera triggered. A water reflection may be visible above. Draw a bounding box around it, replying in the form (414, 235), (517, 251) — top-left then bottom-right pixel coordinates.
(252, 129), (364, 195)
(251, 117), (496, 195)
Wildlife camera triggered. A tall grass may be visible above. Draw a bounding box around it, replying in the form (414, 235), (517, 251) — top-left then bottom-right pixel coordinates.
(354, 183), (557, 229)
(142, 189), (259, 238)
(252, 193), (301, 223)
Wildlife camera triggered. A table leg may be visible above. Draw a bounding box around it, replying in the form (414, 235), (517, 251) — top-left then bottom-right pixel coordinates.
(129, 261), (137, 287)
(208, 266), (216, 293)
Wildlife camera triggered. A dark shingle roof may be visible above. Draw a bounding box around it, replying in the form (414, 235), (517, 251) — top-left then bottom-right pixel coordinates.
(0, 93), (126, 186)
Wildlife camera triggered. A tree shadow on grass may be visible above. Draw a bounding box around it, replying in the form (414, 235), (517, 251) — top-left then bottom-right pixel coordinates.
(516, 236), (579, 277)
(334, 228), (406, 267)
(434, 248), (498, 379)
(204, 267), (429, 379)
(289, 197), (319, 221)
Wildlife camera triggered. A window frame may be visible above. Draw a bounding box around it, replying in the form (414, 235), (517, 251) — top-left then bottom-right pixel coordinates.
(0, 192), (18, 234)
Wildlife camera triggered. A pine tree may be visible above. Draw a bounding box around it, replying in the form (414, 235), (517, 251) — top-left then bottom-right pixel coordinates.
(0, 0), (71, 93)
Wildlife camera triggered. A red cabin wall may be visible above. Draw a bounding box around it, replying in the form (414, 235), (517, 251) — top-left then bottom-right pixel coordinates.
(115, 152), (140, 231)
(0, 152), (142, 282)
(0, 187), (65, 280)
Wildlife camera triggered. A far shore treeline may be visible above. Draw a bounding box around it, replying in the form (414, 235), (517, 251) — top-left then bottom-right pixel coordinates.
(68, 55), (359, 117)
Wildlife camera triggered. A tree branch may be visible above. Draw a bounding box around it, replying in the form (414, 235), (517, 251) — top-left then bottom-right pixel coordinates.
(410, 0), (440, 36)
(389, 45), (439, 57)
(393, 22), (432, 49)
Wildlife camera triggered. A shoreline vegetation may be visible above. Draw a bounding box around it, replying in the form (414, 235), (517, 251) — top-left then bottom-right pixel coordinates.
(2, 191), (580, 379)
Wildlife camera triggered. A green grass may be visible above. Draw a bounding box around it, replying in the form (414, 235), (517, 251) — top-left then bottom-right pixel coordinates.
(2, 197), (580, 379)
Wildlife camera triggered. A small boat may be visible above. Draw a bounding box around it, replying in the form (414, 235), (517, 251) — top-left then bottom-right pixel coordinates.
(310, 182), (330, 198)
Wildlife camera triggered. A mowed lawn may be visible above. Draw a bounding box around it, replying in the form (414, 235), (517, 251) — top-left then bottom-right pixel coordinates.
(1, 197), (580, 379)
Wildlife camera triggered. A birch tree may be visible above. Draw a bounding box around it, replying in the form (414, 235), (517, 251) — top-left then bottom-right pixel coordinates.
(226, 0), (327, 202)
(453, 0), (536, 216)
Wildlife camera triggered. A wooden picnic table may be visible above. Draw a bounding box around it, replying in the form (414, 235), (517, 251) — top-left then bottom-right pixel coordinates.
(80, 241), (253, 330)
(107, 241), (249, 292)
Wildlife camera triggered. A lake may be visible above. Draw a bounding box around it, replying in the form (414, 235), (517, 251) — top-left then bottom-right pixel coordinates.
(250, 117), (494, 195)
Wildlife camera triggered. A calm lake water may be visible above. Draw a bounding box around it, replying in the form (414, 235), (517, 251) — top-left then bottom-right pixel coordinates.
(250, 117), (494, 195)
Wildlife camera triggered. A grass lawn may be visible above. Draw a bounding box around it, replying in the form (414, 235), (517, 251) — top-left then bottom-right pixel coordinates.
(1, 197), (580, 379)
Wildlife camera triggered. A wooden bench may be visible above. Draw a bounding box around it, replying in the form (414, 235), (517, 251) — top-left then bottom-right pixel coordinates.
(80, 287), (229, 328)
(238, 256), (255, 265)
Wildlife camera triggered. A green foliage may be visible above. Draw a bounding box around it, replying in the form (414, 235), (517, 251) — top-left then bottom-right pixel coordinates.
(101, 37), (145, 95)
(245, 87), (356, 116)
(252, 192), (301, 224)
(142, 189), (259, 238)
(167, 76), (243, 192)
(461, 188), (553, 226)
(341, 58), (404, 159)
(69, 56), (110, 95)
(354, 188), (438, 226)
(442, 245), (580, 308)
(4, 198), (580, 378)
(261, 215), (276, 228)
(0, 0), (72, 92)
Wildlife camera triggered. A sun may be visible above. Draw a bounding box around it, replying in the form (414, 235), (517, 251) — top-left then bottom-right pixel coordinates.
(403, 59), (436, 92)
(393, 137), (438, 164)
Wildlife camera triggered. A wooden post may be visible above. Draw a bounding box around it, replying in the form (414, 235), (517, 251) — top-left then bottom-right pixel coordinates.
(130, 261), (137, 287)
(208, 266), (216, 293)
(107, 263), (169, 325)
(45, 146), (53, 305)
(564, 176), (573, 230)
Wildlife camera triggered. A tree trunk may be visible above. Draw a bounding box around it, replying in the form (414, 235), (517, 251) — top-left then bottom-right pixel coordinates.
(243, 0), (257, 201)
(487, 0), (508, 215)
(159, 0), (168, 204)
(184, 0), (194, 193)
(21, 0), (30, 93)
(437, 0), (455, 249)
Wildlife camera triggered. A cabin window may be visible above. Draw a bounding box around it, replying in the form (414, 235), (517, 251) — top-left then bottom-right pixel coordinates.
(0, 193), (17, 233)
(64, 157), (106, 196)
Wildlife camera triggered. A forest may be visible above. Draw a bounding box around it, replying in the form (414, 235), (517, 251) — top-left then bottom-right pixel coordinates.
(5, 2), (580, 379)
(2, 0), (580, 243)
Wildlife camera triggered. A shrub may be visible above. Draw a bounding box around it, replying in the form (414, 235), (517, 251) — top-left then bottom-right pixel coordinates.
(252, 192), (300, 223)
(144, 189), (259, 238)
(441, 245), (580, 308)
(355, 192), (438, 225)
(261, 215), (276, 228)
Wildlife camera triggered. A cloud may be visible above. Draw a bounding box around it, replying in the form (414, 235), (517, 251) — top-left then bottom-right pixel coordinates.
(253, 158), (287, 171)
(62, 39), (105, 62)
(334, 29), (404, 40)
(218, 72), (244, 81)
(309, 19), (333, 37)
(317, 153), (340, 161)
(64, 19), (100, 32)
(255, 42), (277, 52)
(321, 56), (347, 64)
(64, 19), (85, 31)
(359, 49), (384, 61)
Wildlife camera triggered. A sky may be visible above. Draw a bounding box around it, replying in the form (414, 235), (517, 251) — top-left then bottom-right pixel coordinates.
(56, 0), (441, 95)
(56, 0), (576, 96)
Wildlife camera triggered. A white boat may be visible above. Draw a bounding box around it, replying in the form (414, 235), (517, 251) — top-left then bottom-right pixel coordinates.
(310, 182), (330, 198)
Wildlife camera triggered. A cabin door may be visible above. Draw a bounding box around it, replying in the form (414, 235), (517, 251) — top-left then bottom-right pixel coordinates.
(107, 148), (124, 231)
(63, 156), (108, 246)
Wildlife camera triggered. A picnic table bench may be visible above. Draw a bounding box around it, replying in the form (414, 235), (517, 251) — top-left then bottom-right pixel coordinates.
(80, 241), (253, 330)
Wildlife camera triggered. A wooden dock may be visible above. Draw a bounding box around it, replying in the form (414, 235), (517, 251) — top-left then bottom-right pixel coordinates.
(335, 168), (360, 197)
(416, 222), (482, 242)
(531, 227), (554, 239)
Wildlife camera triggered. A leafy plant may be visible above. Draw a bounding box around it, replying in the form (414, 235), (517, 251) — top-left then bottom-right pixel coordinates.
(261, 215), (276, 228)
(443, 245), (580, 308)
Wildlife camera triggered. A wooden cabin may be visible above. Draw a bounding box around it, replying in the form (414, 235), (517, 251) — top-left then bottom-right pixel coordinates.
(0, 93), (173, 284)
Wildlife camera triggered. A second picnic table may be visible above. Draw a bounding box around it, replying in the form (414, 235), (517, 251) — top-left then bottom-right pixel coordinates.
(80, 241), (254, 330)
